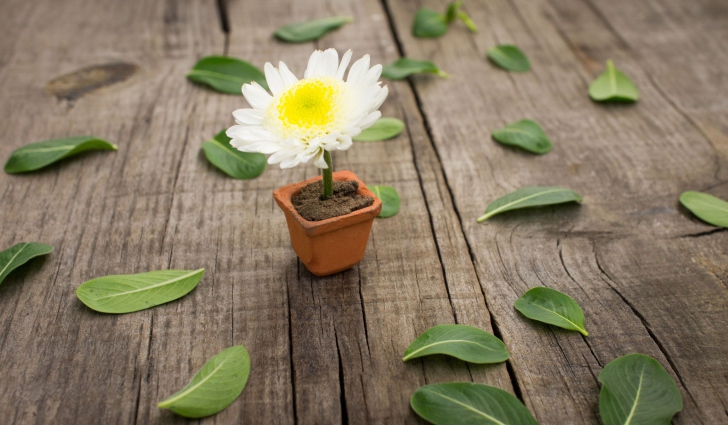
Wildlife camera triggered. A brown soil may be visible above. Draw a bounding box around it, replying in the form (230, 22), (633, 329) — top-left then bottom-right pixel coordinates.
(292, 180), (374, 221)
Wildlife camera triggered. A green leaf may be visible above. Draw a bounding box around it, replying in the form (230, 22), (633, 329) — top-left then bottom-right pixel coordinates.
(599, 354), (683, 425)
(274, 16), (353, 43)
(679, 191), (728, 228)
(381, 58), (448, 80)
(589, 60), (639, 103)
(353, 118), (405, 142)
(445, 1), (477, 32)
(412, 8), (448, 38)
(158, 345), (251, 418)
(477, 186), (582, 222)
(487, 45), (531, 72)
(186, 56), (267, 94)
(370, 185), (400, 218)
(445, 1), (460, 21)
(0, 243), (53, 285)
(76, 269), (204, 314)
(457, 11), (477, 32)
(4, 136), (117, 174)
(411, 382), (538, 425)
(403, 324), (509, 364)
(514, 287), (589, 336)
(492, 119), (552, 154)
(202, 130), (266, 179)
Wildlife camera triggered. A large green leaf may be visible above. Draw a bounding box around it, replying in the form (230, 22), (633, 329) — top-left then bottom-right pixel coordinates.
(411, 383), (538, 425)
(4, 136), (117, 173)
(370, 185), (400, 218)
(412, 8), (448, 38)
(158, 345), (251, 418)
(186, 56), (267, 94)
(477, 186), (582, 222)
(381, 58), (448, 80)
(599, 354), (683, 425)
(353, 118), (405, 142)
(589, 60), (639, 102)
(76, 269), (204, 314)
(514, 287), (589, 336)
(403, 324), (509, 364)
(274, 16), (353, 43)
(487, 45), (530, 72)
(679, 191), (728, 228)
(492, 119), (552, 154)
(0, 242), (53, 285)
(202, 130), (266, 179)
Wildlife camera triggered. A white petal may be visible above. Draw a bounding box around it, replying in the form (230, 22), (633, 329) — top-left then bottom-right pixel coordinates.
(336, 135), (352, 151)
(242, 82), (272, 110)
(371, 86), (389, 111)
(264, 62), (284, 95)
(278, 61), (298, 88)
(319, 48), (339, 77)
(364, 64), (383, 85)
(232, 109), (264, 125)
(359, 111), (381, 130)
(336, 50), (353, 80)
(347, 54), (370, 84)
(314, 150), (328, 168)
(304, 50), (323, 79)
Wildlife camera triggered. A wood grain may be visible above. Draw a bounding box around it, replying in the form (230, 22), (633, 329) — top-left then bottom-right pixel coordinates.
(0, 0), (726, 423)
(383, 0), (728, 423)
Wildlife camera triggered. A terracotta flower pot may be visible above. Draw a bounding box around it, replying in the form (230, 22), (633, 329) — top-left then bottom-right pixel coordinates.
(273, 170), (382, 277)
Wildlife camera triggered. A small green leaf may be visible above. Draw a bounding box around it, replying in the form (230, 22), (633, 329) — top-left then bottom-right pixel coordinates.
(403, 324), (509, 364)
(599, 354), (683, 425)
(492, 119), (552, 154)
(187, 56), (267, 94)
(679, 191), (728, 228)
(445, 1), (477, 32)
(514, 287), (589, 336)
(370, 185), (400, 218)
(158, 345), (251, 418)
(477, 186), (582, 222)
(0, 243), (53, 285)
(411, 383), (538, 425)
(487, 45), (531, 72)
(274, 16), (353, 43)
(76, 269), (204, 314)
(353, 118), (405, 142)
(457, 11), (477, 32)
(202, 130), (266, 179)
(412, 8), (448, 38)
(381, 58), (448, 80)
(589, 60), (639, 103)
(4, 136), (117, 174)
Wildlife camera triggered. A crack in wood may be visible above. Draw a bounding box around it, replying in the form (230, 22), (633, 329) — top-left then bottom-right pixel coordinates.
(288, 264), (299, 425)
(356, 264), (371, 357)
(334, 329), (349, 425)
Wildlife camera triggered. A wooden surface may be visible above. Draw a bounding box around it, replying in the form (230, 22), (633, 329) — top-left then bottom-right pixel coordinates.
(0, 0), (725, 424)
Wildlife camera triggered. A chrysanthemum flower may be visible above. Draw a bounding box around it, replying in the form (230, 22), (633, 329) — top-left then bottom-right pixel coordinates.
(226, 49), (388, 169)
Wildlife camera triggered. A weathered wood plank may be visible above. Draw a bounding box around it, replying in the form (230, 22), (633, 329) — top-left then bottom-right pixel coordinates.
(0, 0), (226, 423)
(223, 0), (512, 422)
(384, 0), (728, 423)
(1, 1), (511, 425)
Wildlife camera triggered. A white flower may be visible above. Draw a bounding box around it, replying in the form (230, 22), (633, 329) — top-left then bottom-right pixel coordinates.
(226, 49), (389, 169)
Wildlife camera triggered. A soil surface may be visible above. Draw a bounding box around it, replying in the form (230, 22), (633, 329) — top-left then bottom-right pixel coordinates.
(292, 180), (374, 221)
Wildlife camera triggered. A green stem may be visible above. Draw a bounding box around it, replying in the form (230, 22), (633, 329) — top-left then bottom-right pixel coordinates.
(322, 151), (333, 200)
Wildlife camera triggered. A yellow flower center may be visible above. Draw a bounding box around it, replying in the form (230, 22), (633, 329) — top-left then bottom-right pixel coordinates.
(271, 77), (346, 139)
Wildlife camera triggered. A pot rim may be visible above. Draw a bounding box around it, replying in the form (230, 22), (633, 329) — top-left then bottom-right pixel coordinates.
(273, 170), (383, 237)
